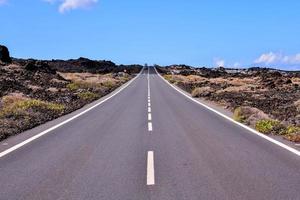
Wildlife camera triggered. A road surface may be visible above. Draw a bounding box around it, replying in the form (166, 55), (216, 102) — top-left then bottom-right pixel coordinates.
(0, 67), (299, 200)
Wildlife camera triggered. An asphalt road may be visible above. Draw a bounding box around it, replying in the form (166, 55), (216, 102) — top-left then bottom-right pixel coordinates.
(0, 67), (299, 200)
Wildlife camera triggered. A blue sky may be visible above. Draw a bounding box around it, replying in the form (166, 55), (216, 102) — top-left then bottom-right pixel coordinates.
(1, 0), (300, 69)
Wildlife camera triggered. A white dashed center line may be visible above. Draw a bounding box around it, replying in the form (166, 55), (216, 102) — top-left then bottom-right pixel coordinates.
(146, 68), (155, 185)
(148, 122), (153, 131)
(148, 113), (152, 121)
(147, 151), (155, 185)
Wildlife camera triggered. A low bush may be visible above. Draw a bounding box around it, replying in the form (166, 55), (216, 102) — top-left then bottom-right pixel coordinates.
(67, 80), (118, 92)
(233, 107), (246, 123)
(164, 75), (176, 84)
(284, 133), (300, 143)
(0, 98), (65, 118)
(67, 83), (80, 91)
(285, 126), (300, 135)
(102, 80), (116, 89)
(282, 126), (300, 142)
(78, 92), (99, 101)
(191, 87), (213, 97)
(255, 120), (281, 134)
(67, 82), (99, 91)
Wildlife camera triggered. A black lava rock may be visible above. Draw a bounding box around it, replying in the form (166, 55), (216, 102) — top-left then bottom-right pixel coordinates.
(0, 45), (12, 63)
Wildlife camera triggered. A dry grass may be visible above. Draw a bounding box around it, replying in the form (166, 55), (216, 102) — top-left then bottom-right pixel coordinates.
(291, 77), (300, 84)
(217, 85), (252, 93)
(233, 107), (246, 123)
(59, 72), (128, 91)
(164, 75), (207, 84)
(59, 72), (118, 84)
(281, 126), (300, 142)
(0, 94), (64, 118)
(78, 92), (100, 101)
(166, 75), (259, 88)
(191, 87), (214, 97)
(284, 133), (300, 143)
(208, 77), (257, 86)
(185, 75), (207, 83)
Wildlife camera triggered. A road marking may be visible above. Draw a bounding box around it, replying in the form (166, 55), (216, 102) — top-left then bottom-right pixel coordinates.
(148, 99), (151, 103)
(148, 67), (151, 97)
(148, 102), (151, 107)
(148, 113), (152, 121)
(148, 107), (151, 113)
(0, 68), (145, 159)
(154, 67), (300, 157)
(147, 151), (155, 185)
(148, 122), (153, 131)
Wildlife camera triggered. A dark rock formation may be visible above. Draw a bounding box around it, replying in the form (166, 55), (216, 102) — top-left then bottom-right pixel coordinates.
(0, 45), (12, 63)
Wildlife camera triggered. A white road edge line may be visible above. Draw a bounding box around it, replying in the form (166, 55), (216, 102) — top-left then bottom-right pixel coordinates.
(148, 102), (151, 107)
(154, 67), (300, 157)
(148, 113), (152, 121)
(147, 151), (155, 185)
(0, 68), (145, 159)
(148, 107), (151, 113)
(148, 122), (153, 131)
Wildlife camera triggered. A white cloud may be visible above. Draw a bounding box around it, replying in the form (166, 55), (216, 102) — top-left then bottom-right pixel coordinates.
(254, 52), (281, 65)
(233, 62), (240, 68)
(254, 52), (300, 65)
(45, 0), (98, 13)
(214, 58), (225, 67)
(282, 54), (300, 64)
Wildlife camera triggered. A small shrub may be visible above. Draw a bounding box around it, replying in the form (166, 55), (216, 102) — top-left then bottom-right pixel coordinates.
(284, 133), (300, 143)
(67, 83), (79, 91)
(282, 126), (300, 142)
(67, 81), (101, 91)
(0, 99), (65, 118)
(78, 92), (99, 101)
(191, 87), (213, 97)
(102, 81), (116, 89)
(286, 126), (300, 135)
(255, 120), (281, 134)
(233, 107), (246, 123)
(164, 75), (176, 84)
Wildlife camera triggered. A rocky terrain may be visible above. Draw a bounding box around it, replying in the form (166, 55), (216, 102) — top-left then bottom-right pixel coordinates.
(1, 43), (299, 143)
(157, 65), (300, 143)
(0, 45), (142, 141)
